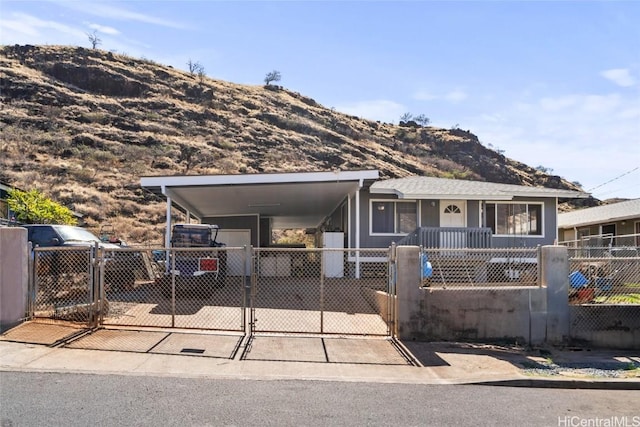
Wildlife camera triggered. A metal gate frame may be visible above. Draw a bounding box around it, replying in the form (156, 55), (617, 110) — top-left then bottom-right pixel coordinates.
(29, 245), (395, 338)
(29, 244), (99, 328)
(248, 247), (395, 337)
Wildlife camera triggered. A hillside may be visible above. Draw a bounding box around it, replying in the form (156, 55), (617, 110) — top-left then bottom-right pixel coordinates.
(0, 45), (589, 243)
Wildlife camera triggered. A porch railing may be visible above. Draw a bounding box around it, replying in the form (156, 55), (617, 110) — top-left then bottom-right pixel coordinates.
(396, 227), (493, 249)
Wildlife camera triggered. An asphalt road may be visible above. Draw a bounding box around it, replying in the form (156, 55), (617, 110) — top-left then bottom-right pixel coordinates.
(1, 371), (639, 426)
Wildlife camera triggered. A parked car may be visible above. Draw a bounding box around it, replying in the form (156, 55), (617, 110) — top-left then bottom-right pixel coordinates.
(23, 224), (137, 289)
(158, 223), (227, 297)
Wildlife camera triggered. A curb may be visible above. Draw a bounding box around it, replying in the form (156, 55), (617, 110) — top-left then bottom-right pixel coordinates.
(477, 377), (640, 390)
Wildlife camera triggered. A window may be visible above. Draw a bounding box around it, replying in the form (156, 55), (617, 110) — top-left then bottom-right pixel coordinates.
(371, 201), (417, 234)
(444, 205), (461, 214)
(485, 203), (543, 236)
(29, 227), (60, 246)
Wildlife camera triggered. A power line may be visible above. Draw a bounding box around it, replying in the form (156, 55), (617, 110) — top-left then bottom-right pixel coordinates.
(587, 166), (639, 192)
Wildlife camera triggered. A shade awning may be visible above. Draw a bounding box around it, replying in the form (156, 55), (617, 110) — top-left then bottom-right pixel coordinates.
(141, 170), (379, 229)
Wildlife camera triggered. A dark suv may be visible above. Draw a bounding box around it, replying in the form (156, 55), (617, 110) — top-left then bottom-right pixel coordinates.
(25, 224), (117, 249)
(24, 224), (136, 289)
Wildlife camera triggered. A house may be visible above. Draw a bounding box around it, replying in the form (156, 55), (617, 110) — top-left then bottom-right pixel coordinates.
(0, 181), (17, 225)
(558, 198), (640, 247)
(140, 170), (588, 251)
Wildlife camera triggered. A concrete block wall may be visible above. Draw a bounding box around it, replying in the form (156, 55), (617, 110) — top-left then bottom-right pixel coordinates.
(415, 288), (546, 344)
(395, 245), (639, 349)
(0, 227), (29, 332)
(570, 306), (640, 350)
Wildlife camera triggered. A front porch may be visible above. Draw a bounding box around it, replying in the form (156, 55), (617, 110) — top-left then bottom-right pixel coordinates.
(397, 227), (493, 248)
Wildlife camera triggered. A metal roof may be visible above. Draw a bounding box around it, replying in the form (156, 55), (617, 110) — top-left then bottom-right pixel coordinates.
(370, 176), (589, 200)
(558, 198), (640, 228)
(140, 170), (379, 229)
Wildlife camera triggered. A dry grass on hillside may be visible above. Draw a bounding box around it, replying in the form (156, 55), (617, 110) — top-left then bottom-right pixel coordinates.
(0, 45), (589, 243)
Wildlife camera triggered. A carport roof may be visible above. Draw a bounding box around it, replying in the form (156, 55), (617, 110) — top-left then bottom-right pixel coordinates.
(140, 170), (379, 229)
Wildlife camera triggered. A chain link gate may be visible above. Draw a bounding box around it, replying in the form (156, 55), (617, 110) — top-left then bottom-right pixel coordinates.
(99, 246), (247, 332)
(30, 245), (99, 327)
(30, 245), (395, 338)
(249, 248), (394, 336)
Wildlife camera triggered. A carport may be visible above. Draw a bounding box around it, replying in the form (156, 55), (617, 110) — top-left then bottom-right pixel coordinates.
(140, 170), (379, 251)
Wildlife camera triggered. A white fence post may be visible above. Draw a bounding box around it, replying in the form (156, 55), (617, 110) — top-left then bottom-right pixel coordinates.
(0, 227), (29, 332)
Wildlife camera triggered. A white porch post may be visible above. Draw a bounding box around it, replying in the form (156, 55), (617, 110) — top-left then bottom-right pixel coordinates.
(347, 195), (352, 249)
(164, 190), (172, 249)
(355, 180), (362, 279)
(162, 186), (172, 273)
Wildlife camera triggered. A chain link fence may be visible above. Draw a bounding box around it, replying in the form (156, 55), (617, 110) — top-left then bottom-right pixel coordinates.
(251, 248), (392, 336)
(567, 245), (640, 341)
(568, 247), (640, 305)
(31, 247), (95, 325)
(420, 247), (540, 288)
(29, 246), (393, 336)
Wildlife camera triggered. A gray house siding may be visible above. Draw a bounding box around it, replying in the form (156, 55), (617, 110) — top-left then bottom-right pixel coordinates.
(355, 191), (402, 248)
(467, 200), (480, 227)
(334, 191), (560, 249)
(420, 200), (439, 227)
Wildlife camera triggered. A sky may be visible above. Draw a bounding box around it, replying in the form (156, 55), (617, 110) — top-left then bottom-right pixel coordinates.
(1, 0), (639, 200)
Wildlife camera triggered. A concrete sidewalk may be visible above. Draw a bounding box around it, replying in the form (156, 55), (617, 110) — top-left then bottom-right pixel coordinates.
(1, 325), (638, 389)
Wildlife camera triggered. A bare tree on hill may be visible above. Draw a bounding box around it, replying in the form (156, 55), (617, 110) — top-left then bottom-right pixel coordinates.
(87, 30), (101, 49)
(264, 70), (281, 86)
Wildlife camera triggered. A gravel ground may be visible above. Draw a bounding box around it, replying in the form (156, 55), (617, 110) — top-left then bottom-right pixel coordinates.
(521, 357), (640, 379)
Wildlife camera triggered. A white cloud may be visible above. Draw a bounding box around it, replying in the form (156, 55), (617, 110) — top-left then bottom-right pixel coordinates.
(444, 89), (468, 103)
(581, 94), (621, 114)
(87, 23), (120, 36)
(0, 12), (138, 57)
(413, 90), (436, 101)
(464, 91), (640, 199)
(56, 1), (187, 29)
(601, 68), (636, 87)
(413, 88), (468, 103)
(0, 12), (86, 45)
(334, 100), (406, 124)
(538, 95), (578, 112)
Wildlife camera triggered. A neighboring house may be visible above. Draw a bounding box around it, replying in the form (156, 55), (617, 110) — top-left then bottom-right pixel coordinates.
(141, 170), (588, 252)
(558, 198), (640, 247)
(0, 181), (17, 225)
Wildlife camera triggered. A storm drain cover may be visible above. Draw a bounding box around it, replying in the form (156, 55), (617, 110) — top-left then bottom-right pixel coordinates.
(180, 348), (205, 354)
(150, 333), (242, 358)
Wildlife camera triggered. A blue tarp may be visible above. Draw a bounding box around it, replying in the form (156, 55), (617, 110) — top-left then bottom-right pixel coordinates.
(569, 271), (588, 288)
(420, 252), (433, 279)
